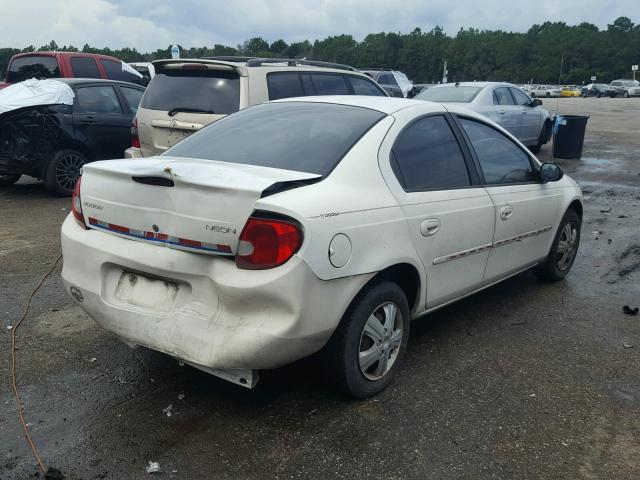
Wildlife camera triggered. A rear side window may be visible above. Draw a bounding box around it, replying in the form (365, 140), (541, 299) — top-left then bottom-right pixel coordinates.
(309, 74), (349, 95)
(349, 77), (385, 96)
(70, 57), (101, 78)
(141, 68), (240, 115)
(460, 118), (535, 184)
(267, 73), (304, 100)
(392, 115), (470, 190)
(7, 56), (60, 82)
(165, 102), (385, 176)
(75, 86), (123, 115)
(101, 59), (144, 85)
(120, 87), (144, 114)
(493, 87), (514, 105)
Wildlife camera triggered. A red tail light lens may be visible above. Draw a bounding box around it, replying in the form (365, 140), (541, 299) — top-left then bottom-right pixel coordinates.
(71, 177), (87, 229)
(236, 216), (303, 270)
(131, 117), (140, 148)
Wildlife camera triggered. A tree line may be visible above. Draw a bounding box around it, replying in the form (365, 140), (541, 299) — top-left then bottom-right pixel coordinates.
(1, 17), (638, 84)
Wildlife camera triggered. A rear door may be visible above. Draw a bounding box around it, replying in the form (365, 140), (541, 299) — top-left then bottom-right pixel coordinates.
(72, 84), (131, 159)
(491, 86), (521, 138)
(510, 87), (542, 144)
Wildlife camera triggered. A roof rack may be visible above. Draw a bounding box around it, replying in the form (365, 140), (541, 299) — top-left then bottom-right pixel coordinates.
(245, 58), (358, 72)
(201, 56), (257, 63)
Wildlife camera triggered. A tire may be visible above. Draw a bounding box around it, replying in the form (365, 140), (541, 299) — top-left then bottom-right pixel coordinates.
(530, 120), (552, 153)
(322, 281), (410, 398)
(0, 174), (21, 187)
(624, 91), (630, 98)
(535, 209), (581, 282)
(45, 149), (87, 196)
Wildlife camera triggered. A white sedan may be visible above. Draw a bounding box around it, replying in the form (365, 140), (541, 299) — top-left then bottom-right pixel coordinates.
(61, 96), (582, 397)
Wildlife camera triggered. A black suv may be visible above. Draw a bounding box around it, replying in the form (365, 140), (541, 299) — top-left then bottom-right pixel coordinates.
(0, 79), (143, 195)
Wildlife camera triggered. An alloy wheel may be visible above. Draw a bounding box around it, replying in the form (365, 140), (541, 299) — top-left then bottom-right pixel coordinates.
(55, 153), (84, 191)
(358, 302), (403, 381)
(556, 223), (578, 271)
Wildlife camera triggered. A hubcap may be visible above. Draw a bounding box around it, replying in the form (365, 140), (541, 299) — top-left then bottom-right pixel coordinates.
(556, 223), (578, 271)
(55, 154), (84, 191)
(358, 302), (403, 381)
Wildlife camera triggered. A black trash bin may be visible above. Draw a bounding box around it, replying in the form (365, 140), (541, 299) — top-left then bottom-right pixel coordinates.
(552, 115), (589, 159)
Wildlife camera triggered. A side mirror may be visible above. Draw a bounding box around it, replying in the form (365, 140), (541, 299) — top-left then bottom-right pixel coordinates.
(539, 162), (563, 182)
(531, 98), (543, 107)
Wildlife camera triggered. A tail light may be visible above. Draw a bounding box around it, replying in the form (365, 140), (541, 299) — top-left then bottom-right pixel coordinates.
(71, 177), (88, 229)
(236, 215), (303, 270)
(131, 117), (140, 148)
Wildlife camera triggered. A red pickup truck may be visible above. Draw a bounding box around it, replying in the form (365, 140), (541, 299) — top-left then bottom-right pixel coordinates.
(0, 52), (143, 89)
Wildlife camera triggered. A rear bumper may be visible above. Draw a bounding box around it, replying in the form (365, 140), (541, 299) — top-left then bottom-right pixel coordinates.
(61, 215), (370, 370)
(124, 147), (143, 159)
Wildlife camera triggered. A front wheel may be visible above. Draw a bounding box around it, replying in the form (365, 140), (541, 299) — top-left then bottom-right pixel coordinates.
(624, 91), (630, 98)
(0, 174), (21, 187)
(535, 209), (581, 282)
(322, 281), (410, 398)
(45, 149), (87, 196)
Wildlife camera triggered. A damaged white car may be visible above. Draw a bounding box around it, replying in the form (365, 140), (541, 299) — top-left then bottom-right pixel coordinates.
(61, 96), (582, 397)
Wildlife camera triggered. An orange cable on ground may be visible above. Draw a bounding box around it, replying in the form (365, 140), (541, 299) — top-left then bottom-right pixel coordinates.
(10, 254), (63, 476)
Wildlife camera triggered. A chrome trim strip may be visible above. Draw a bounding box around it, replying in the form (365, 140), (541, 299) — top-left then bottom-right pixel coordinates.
(433, 243), (493, 265)
(492, 225), (552, 248)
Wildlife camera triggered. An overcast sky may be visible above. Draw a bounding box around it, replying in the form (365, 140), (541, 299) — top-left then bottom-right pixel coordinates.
(1, 0), (636, 51)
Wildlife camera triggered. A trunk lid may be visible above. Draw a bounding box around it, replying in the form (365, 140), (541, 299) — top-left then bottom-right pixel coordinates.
(80, 157), (319, 255)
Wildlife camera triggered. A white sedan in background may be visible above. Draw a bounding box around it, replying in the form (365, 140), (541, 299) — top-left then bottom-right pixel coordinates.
(62, 96), (582, 397)
(415, 82), (553, 152)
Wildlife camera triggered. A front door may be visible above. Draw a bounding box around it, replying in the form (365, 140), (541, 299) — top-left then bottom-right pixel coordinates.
(492, 86), (521, 139)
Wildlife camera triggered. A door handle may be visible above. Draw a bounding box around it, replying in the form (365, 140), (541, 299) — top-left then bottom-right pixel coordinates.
(500, 206), (513, 220)
(80, 116), (96, 125)
(420, 219), (441, 237)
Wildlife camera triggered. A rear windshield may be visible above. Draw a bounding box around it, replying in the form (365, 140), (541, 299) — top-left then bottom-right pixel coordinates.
(7, 56), (60, 83)
(164, 102), (386, 176)
(140, 67), (240, 114)
(416, 86), (482, 103)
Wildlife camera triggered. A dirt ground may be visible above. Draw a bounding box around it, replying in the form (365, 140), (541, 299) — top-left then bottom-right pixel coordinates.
(1, 97), (639, 480)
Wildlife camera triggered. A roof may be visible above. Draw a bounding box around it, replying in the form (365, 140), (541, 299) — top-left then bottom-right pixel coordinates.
(11, 51), (121, 61)
(274, 95), (435, 114)
(56, 78), (144, 88)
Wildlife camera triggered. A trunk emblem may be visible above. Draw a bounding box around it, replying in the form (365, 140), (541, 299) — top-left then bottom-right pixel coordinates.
(152, 224), (160, 233)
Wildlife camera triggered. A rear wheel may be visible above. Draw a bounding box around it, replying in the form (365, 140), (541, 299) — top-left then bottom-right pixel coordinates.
(624, 91), (630, 98)
(0, 174), (21, 187)
(530, 121), (552, 153)
(535, 209), (581, 282)
(45, 149), (86, 196)
(322, 281), (410, 398)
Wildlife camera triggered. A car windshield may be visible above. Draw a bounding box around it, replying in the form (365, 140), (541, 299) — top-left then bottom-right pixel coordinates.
(415, 86), (482, 103)
(164, 102), (386, 176)
(140, 67), (240, 115)
(7, 56), (61, 83)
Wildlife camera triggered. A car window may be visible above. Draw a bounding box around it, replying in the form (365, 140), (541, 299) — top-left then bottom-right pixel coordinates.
(70, 57), (101, 78)
(510, 88), (532, 106)
(493, 87), (514, 105)
(141, 68), (240, 115)
(460, 118), (535, 184)
(415, 86), (482, 103)
(75, 86), (123, 115)
(378, 73), (398, 86)
(309, 74), (349, 95)
(391, 115), (471, 190)
(267, 73), (304, 100)
(101, 59), (145, 85)
(348, 76), (385, 96)
(300, 74), (316, 95)
(120, 86), (144, 114)
(165, 102), (386, 176)
(7, 56), (60, 82)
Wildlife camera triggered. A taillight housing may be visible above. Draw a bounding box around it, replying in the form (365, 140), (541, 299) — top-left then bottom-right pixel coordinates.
(131, 117), (140, 148)
(71, 177), (87, 229)
(236, 215), (303, 270)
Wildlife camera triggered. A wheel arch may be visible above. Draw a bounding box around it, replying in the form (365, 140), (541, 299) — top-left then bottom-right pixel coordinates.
(364, 262), (423, 315)
(568, 198), (583, 220)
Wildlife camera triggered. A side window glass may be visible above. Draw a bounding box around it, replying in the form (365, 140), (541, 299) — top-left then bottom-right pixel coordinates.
(392, 115), (471, 190)
(310, 74), (349, 95)
(510, 88), (532, 106)
(267, 73), (304, 100)
(300, 74), (316, 95)
(348, 77), (385, 96)
(101, 59), (144, 85)
(70, 57), (101, 78)
(120, 87), (143, 114)
(460, 118), (535, 184)
(75, 86), (123, 115)
(493, 87), (514, 105)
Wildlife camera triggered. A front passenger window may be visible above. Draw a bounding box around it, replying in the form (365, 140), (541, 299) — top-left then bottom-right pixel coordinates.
(460, 118), (535, 184)
(493, 87), (514, 105)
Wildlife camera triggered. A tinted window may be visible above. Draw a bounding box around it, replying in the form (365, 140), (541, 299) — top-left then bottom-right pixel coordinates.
(301, 74), (316, 95)
(309, 74), (349, 95)
(101, 59), (144, 85)
(510, 88), (532, 106)
(493, 87), (514, 105)
(392, 115), (470, 190)
(141, 68), (239, 114)
(460, 118), (535, 184)
(7, 56), (60, 82)
(267, 73), (304, 100)
(120, 86), (144, 114)
(349, 76), (385, 96)
(75, 86), (123, 115)
(70, 57), (101, 78)
(378, 73), (398, 86)
(416, 86), (482, 103)
(165, 102), (385, 176)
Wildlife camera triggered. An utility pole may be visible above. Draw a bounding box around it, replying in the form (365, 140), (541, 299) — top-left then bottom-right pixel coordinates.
(558, 55), (564, 85)
(442, 60), (448, 84)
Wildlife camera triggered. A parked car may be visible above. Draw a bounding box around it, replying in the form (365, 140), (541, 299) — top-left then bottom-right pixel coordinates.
(128, 62), (155, 86)
(409, 83), (435, 97)
(610, 79), (640, 97)
(62, 96), (582, 397)
(415, 82), (552, 152)
(0, 52), (144, 90)
(582, 83), (619, 98)
(530, 85), (562, 98)
(0, 78), (144, 194)
(126, 57), (388, 158)
(359, 69), (412, 98)
(561, 86), (582, 97)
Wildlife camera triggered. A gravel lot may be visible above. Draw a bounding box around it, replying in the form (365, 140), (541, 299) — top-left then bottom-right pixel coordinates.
(1, 97), (639, 479)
